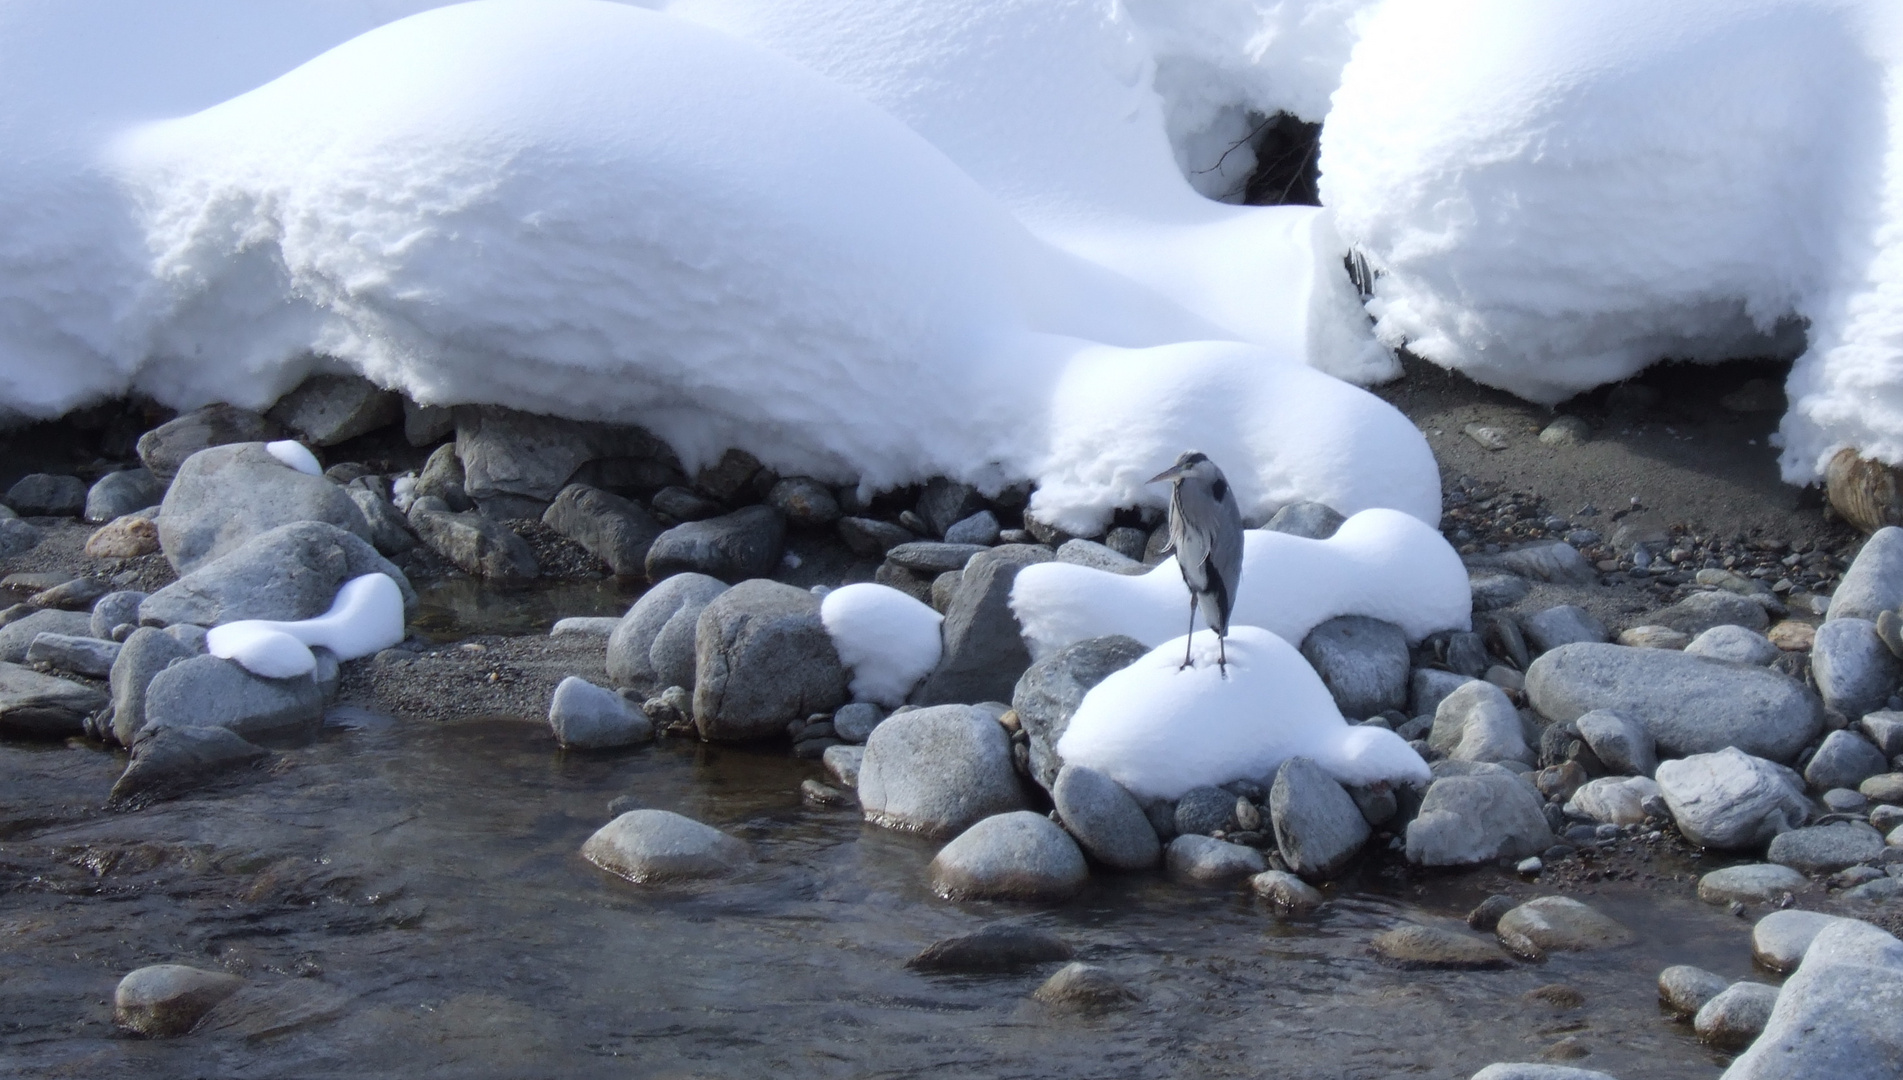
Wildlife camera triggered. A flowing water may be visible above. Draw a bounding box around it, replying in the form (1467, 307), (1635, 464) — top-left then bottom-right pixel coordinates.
(1, 698), (1763, 1079)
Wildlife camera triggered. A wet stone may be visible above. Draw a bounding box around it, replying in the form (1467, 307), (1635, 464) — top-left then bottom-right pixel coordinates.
(1697, 863), (1808, 906)
(5, 473), (87, 516)
(1658, 964), (1731, 1016)
(1694, 982), (1779, 1050)
(906, 923), (1074, 973)
(929, 811), (1087, 902)
(111, 725), (269, 805)
(1164, 835), (1266, 882)
(115, 964), (244, 1037)
(1371, 925), (1510, 969)
(1250, 870), (1324, 915)
(548, 676), (652, 749)
(1751, 909), (1851, 973)
(1467, 894), (1517, 932)
(1495, 897), (1633, 960)
(822, 744), (863, 789)
(581, 810), (749, 884)
(1032, 963), (1134, 1011)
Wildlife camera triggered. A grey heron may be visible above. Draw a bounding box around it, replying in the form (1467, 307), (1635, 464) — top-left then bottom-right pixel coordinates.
(1148, 451), (1245, 674)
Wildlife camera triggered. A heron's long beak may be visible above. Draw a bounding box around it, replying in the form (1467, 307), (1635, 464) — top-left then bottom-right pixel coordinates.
(1146, 463), (1188, 484)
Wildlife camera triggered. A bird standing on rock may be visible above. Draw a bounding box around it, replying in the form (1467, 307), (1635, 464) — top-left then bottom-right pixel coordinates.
(1148, 451), (1245, 675)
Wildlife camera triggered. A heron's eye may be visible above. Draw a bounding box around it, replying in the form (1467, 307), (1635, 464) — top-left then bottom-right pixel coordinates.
(1210, 478), (1228, 502)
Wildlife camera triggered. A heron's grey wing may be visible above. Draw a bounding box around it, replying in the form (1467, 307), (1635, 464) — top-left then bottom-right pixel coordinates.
(1171, 486), (1213, 593)
(1204, 486), (1246, 634)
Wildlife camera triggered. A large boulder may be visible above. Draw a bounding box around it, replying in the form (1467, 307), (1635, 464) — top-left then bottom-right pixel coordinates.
(139, 520), (414, 628)
(542, 484), (662, 578)
(645, 506), (785, 584)
(109, 627), (202, 745)
(1526, 642), (1821, 762)
(913, 544), (1053, 706)
(928, 811), (1088, 901)
(136, 404), (279, 480)
(142, 654), (325, 743)
(1430, 680), (1534, 765)
(581, 810), (748, 883)
(267, 374), (400, 446)
(1269, 756), (1371, 880)
(1812, 618), (1900, 720)
(605, 573), (728, 692)
(857, 704), (1026, 836)
(1654, 748), (1810, 850)
(1299, 615), (1409, 719)
(692, 579), (847, 741)
(0, 661), (109, 738)
(157, 442), (372, 574)
(1010, 634), (1148, 792)
(1405, 773), (1553, 867)
(1723, 919), (1903, 1080)
(1828, 526), (1903, 623)
(1051, 764), (1160, 871)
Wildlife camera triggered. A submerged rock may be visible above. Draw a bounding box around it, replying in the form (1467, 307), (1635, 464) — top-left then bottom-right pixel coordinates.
(1658, 965), (1731, 1016)
(115, 964), (245, 1037)
(1371, 925), (1511, 969)
(1031, 963), (1135, 1010)
(906, 923), (1074, 973)
(110, 725), (269, 805)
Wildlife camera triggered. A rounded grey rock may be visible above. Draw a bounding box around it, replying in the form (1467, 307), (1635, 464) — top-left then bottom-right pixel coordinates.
(1685, 623), (1781, 666)
(1697, 863), (1808, 905)
(1250, 869), (1324, 915)
(1032, 962), (1134, 1010)
(1011, 634), (1148, 792)
(1269, 756), (1371, 880)
(582, 810), (748, 883)
(831, 701), (884, 744)
(692, 579), (847, 741)
(138, 520), (414, 628)
(1469, 572), (1531, 612)
(115, 964), (244, 1037)
(1767, 821), (1886, 874)
(85, 468), (165, 524)
(1574, 708), (1656, 776)
(1052, 764), (1160, 871)
(1812, 618), (1901, 720)
(1054, 538), (1145, 575)
(885, 541), (987, 575)
(646, 506), (785, 584)
(1726, 919), (1903, 1080)
(1405, 773), (1554, 867)
(1173, 785), (1238, 836)
(912, 544), (1053, 707)
(605, 572), (728, 692)
(0, 660), (110, 738)
(1300, 615), (1408, 719)
(1372, 925), (1510, 969)
(268, 373), (400, 446)
(1828, 526), (1903, 623)
(1410, 668), (1478, 718)
(1694, 982), (1780, 1049)
(542, 484), (661, 578)
(549, 676), (652, 749)
(929, 811), (1087, 901)
(1520, 605), (1609, 654)
(1430, 680), (1534, 766)
(136, 404), (278, 480)
(1469, 1066), (1615, 1080)
(1751, 909), (1852, 972)
(766, 477), (841, 529)
(942, 510), (1001, 547)
(1806, 729), (1890, 792)
(858, 705), (1026, 837)
(1164, 834), (1266, 882)
(1658, 964), (1731, 1016)
(5, 473), (87, 516)
(1494, 897), (1633, 959)
(143, 654), (325, 743)
(1650, 590), (1772, 637)
(1526, 643), (1821, 762)
(157, 443), (372, 574)
(90, 590), (148, 640)
(0, 608), (91, 664)
(1263, 501), (1344, 539)
(1655, 748), (1811, 850)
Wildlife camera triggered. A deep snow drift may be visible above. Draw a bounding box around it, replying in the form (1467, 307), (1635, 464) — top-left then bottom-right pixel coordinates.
(1320, 0), (1903, 483)
(1011, 509), (1470, 660)
(1056, 626), (1431, 800)
(0, 0), (1431, 532)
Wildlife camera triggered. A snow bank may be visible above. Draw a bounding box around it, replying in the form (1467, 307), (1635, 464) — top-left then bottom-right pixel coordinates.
(1318, 0), (1903, 483)
(207, 572), (406, 677)
(1056, 626), (1430, 801)
(661, 0), (1396, 383)
(1011, 508), (1469, 660)
(819, 583), (942, 707)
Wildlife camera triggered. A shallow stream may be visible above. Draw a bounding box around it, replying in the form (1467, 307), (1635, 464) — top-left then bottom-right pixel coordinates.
(1, 694), (1767, 1079)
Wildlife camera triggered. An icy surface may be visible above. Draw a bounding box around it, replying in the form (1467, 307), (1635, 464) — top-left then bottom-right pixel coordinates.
(819, 583), (943, 707)
(207, 573), (407, 677)
(265, 440), (322, 476)
(1011, 508), (1470, 660)
(1056, 626), (1430, 800)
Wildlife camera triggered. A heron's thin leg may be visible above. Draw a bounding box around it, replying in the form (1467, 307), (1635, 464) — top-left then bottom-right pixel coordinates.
(1218, 634), (1227, 678)
(1181, 596), (1196, 670)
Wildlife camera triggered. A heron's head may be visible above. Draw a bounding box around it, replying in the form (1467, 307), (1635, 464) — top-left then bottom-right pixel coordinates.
(1146, 450), (1221, 488)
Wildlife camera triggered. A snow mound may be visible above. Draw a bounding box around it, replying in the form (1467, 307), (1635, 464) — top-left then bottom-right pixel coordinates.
(819, 583), (942, 707)
(1011, 508), (1469, 660)
(207, 572), (406, 678)
(1055, 626), (1430, 801)
(658, 0), (1395, 383)
(265, 440), (321, 476)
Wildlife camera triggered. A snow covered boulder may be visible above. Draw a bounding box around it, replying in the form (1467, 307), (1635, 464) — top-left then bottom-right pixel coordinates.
(138, 520), (414, 629)
(692, 580), (847, 742)
(1056, 627), (1430, 802)
(857, 704), (1026, 837)
(1012, 509), (1468, 662)
(913, 544), (1051, 706)
(156, 443), (371, 574)
(1011, 634), (1150, 793)
(606, 573), (728, 693)
(819, 583), (942, 708)
(206, 573), (405, 679)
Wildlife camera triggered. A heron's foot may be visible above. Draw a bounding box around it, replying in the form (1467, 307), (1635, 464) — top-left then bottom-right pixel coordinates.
(1178, 659), (1193, 672)
(1218, 660), (1228, 679)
